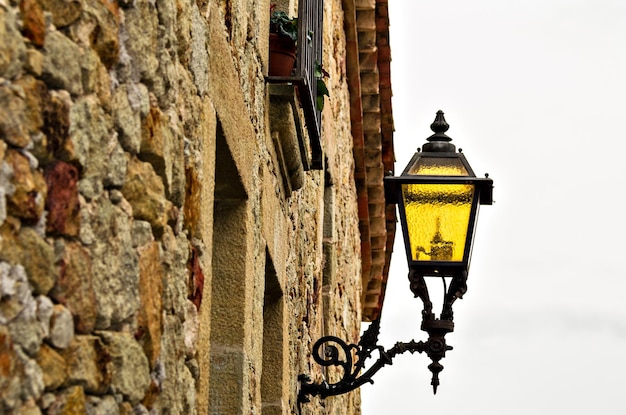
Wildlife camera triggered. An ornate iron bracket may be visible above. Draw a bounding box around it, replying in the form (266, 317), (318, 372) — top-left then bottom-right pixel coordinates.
(298, 317), (453, 403)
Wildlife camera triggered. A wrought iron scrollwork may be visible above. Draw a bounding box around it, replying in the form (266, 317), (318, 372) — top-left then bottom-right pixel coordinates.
(298, 317), (454, 403)
(299, 266), (468, 402)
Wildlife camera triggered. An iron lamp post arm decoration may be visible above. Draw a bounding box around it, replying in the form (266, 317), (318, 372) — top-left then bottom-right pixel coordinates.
(298, 318), (452, 403)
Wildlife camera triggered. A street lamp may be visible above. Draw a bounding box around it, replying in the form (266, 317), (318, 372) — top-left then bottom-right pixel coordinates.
(298, 111), (493, 402)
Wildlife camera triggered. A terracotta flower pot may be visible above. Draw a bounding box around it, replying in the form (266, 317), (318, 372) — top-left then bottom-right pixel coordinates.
(269, 33), (296, 76)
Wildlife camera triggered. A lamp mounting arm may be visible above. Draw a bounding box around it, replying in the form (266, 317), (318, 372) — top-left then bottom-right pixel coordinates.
(298, 318), (451, 403)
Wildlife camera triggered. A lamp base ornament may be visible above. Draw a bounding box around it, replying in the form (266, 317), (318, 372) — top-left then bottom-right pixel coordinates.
(298, 317), (454, 403)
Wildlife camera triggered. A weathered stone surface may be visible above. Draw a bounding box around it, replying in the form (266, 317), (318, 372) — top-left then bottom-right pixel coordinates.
(0, 263), (31, 324)
(131, 220), (153, 248)
(80, 48), (113, 106)
(24, 48), (44, 76)
(104, 140), (127, 189)
(136, 241), (163, 367)
(151, 314), (188, 414)
(160, 228), (189, 317)
(50, 241), (97, 334)
(189, 5), (209, 96)
(42, 30), (84, 96)
(0, 225), (56, 295)
(37, 0), (83, 28)
(7, 291), (43, 356)
(120, 0), (158, 83)
(66, 0), (119, 68)
(14, 342), (45, 405)
(15, 399), (42, 414)
(60, 335), (111, 394)
(0, 83), (31, 148)
(139, 104), (167, 183)
(0, 325), (24, 411)
(187, 247), (204, 310)
(79, 196), (138, 329)
(121, 156), (172, 234)
(112, 85), (141, 154)
(4, 149), (47, 224)
(128, 403), (147, 415)
(44, 161), (80, 236)
(0, 143), (10, 225)
(175, 362), (196, 414)
(0, 7), (26, 80)
(68, 96), (127, 187)
(36, 344), (68, 390)
(126, 82), (150, 117)
(49, 304), (74, 349)
(15, 76), (47, 137)
(183, 299), (198, 358)
(35, 295), (53, 339)
(77, 177), (103, 202)
(99, 331), (150, 405)
(85, 395), (118, 415)
(45, 385), (87, 415)
(20, 0), (46, 46)
(41, 89), (73, 163)
(77, 204), (95, 245)
(0, 1), (366, 414)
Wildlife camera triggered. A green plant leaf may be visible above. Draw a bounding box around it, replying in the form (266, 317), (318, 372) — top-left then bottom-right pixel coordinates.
(316, 79), (329, 111)
(270, 10), (298, 42)
(317, 79), (329, 97)
(316, 95), (325, 112)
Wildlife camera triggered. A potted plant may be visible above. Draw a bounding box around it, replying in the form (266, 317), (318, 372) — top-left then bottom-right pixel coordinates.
(269, 6), (298, 76)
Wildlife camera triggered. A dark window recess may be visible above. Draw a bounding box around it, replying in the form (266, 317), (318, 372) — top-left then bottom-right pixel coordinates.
(267, 0), (323, 170)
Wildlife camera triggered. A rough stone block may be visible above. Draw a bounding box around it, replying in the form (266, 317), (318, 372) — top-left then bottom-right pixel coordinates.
(48, 304), (74, 349)
(68, 96), (127, 187)
(50, 241), (97, 334)
(66, 0), (120, 68)
(112, 85), (141, 154)
(38, 0), (83, 28)
(42, 30), (83, 96)
(20, 0), (46, 46)
(36, 344), (68, 391)
(45, 385), (87, 414)
(0, 225), (56, 296)
(82, 196), (139, 329)
(0, 8), (26, 79)
(121, 156), (172, 234)
(44, 161), (80, 237)
(4, 149), (47, 223)
(0, 83), (31, 148)
(61, 335), (111, 394)
(99, 331), (150, 405)
(136, 241), (163, 367)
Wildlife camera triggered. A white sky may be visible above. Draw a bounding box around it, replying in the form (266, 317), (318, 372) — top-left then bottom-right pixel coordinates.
(361, 1), (626, 414)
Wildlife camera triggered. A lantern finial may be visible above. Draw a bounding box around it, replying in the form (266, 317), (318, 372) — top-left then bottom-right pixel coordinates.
(423, 111), (456, 152)
(430, 110), (450, 137)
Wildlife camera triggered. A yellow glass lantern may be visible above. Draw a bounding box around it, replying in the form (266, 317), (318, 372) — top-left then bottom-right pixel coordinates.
(386, 111), (493, 279)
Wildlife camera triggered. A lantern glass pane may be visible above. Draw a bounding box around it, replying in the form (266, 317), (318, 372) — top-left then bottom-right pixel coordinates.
(408, 157), (469, 176)
(401, 183), (475, 262)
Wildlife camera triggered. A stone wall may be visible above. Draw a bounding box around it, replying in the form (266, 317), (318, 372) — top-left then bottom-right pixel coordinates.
(0, 0), (363, 413)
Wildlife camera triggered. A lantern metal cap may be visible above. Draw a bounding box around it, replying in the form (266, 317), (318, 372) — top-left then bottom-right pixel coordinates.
(423, 110), (456, 153)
